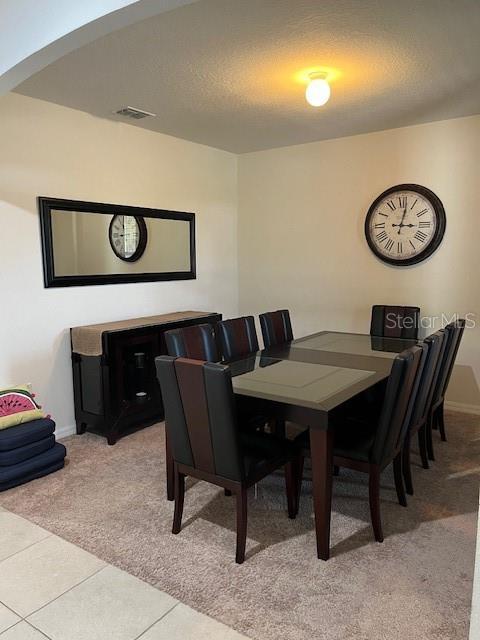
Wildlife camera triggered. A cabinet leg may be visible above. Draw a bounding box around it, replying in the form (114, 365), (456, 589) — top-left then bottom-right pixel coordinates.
(76, 422), (87, 435)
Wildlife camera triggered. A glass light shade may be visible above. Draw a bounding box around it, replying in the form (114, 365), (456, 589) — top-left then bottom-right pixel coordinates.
(305, 78), (330, 107)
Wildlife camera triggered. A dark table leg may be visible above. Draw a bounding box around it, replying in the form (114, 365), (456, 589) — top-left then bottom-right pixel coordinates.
(309, 428), (333, 560)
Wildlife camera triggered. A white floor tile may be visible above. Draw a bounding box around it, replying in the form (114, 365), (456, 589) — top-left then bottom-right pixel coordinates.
(139, 603), (249, 640)
(0, 621), (47, 639)
(28, 565), (177, 640)
(0, 535), (105, 617)
(0, 603), (20, 635)
(0, 512), (50, 562)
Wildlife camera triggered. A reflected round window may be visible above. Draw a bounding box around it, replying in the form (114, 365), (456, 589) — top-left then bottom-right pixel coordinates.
(108, 215), (148, 262)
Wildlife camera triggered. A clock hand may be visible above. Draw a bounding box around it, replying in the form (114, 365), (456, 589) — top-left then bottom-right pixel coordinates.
(397, 205), (408, 234)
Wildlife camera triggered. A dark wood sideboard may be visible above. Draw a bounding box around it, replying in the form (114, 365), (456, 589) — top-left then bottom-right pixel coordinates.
(70, 311), (221, 444)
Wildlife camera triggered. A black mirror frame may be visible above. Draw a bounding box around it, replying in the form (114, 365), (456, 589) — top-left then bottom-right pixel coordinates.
(38, 197), (196, 288)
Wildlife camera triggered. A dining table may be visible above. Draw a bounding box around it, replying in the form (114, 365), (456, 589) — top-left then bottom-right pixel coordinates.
(228, 330), (419, 561)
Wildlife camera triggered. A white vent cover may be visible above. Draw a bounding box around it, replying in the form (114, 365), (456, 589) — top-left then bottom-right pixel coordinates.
(115, 106), (156, 120)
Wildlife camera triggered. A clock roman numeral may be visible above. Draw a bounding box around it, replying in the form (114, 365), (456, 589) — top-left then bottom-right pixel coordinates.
(398, 196), (407, 208)
(374, 222), (385, 228)
(419, 221), (431, 228)
(376, 230), (388, 243)
(386, 200), (396, 211)
(397, 242), (403, 254)
(416, 208), (428, 217)
(409, 240), (416, 251)
(385, 239), (394, 252)
(410, 198), (418, 210)
(414, 230), (428, 243)
(377, 212), (388, 218)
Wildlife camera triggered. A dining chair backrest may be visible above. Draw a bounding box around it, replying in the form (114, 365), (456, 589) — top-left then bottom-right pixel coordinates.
(155, 356), (244, 482)
(217, 316), (259, 361)
(259, 310), (294, 348)
(164, 323), (219, 362)
(409, 330), (446, 428)
(432, 319), (466, 405)
(370, 305), (420, 339)
(442, 319), (465, 397)
(371, 345), (423, 466)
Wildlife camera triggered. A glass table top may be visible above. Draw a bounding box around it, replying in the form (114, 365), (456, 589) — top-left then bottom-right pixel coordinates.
(292, 331), (418, 359)
(230, 355), (379, 411)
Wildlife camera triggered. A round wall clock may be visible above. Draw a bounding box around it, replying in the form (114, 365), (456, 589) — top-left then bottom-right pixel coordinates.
(365, 184), (446, 266)
(108, 214), (148, 262)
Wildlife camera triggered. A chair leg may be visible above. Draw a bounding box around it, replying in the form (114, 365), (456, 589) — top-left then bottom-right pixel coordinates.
(402, 435), (414, 496)
(438, 401), (447, 442)
(235, 487), (248, 564)
(284, 460), (298, 519)
(165, 427), (174, 501)
(426, 414), (435, 461)
(418, 424), (429, 469)
(296, 455), (305, 497)
(333, 465), (340, 476)
(368, 467), (384, 543)
(172, 467), (185, 534)
(393, 452), (407, 507)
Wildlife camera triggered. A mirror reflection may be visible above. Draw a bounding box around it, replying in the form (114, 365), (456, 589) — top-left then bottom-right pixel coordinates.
(50, 210), (192, 277)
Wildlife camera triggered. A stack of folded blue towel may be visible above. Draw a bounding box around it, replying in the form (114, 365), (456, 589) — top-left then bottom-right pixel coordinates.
(0, 418), (66, 492)
(0, 385), (67, 491)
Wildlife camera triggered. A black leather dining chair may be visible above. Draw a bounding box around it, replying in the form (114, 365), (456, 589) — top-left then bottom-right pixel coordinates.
(165, 323), (219, 362)
(402, 331), (445, 495)
(163, 324), (220, 501)
(429, 319), (465, 450)
(295, 345), (423, 542)
(217, 316), (259, 361)
(370, 305), (420, 339)
(259, 310), (294, 348)
(155, 356), (301, 564)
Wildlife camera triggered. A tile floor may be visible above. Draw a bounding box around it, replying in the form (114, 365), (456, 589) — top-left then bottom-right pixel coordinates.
(0, 507), (249, 640)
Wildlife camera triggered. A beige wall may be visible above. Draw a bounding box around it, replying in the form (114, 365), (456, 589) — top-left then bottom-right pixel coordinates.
(0, 92), (238, 433)
(238, 114), (480, 410)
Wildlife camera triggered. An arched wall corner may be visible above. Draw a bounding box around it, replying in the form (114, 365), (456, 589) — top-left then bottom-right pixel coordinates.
(0, 0), (199, 95)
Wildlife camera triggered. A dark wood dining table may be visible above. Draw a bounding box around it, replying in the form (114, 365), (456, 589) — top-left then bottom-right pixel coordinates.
(229, 330), (419, 561)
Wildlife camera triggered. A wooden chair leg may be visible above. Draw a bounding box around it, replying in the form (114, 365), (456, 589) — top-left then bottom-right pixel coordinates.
(438, 401), (447, 441)
(402, 435), (414, 496)
(172, 467), (185, 534)
(284, 460), (298, 519)
(235, 487), (248, 564)
(393, 452), (407, 507)
(165, 427), (174, 501)
(368, 467), (384, 543)
(296, 454), (305, 497)
(431, 406), (439, 430)
(426, 414), (435, 461)
(418, 424), (429, 469)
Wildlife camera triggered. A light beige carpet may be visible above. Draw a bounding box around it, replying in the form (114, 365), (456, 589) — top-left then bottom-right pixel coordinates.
(1, 410), (478, 640)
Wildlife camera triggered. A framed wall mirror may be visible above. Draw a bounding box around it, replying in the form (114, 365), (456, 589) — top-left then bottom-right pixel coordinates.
(38, 197), (196, 287)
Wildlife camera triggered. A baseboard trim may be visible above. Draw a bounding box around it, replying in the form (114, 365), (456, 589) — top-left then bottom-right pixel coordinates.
(445, 401), (480, 416)
(55, 424), (76, 440)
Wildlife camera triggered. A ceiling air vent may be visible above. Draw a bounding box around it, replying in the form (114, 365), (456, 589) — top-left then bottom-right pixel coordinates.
(115, 106), (156, 120)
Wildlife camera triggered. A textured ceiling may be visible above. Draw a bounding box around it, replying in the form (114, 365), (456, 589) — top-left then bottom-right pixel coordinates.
(15, 0), (480, 153)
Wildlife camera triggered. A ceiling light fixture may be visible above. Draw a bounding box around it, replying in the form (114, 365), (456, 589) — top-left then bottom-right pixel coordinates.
(305, 72), (330, 107)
